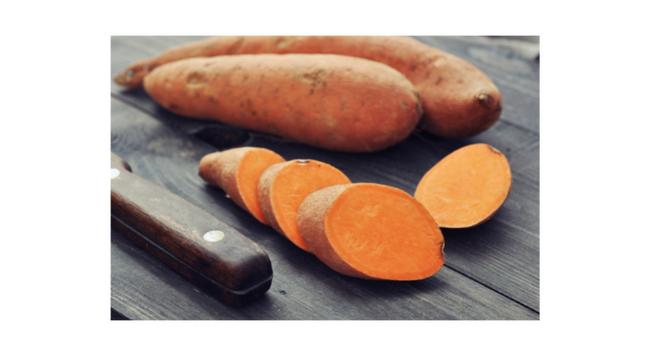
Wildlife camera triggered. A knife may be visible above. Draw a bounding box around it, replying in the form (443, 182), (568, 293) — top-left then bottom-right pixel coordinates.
(110, 152), (273, 306)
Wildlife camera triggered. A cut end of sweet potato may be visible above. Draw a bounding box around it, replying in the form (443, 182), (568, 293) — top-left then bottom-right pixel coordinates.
(258, 159), (351, 252)
(297, 183), (445, 281)
(414, 143), (512, 228)
(236, 149), (286, 224)
(199, 147), (285, 224)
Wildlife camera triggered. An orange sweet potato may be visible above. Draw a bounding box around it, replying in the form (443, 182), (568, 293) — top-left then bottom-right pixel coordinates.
(296, 183), (445, 280)
(116, 36), (502, 138)
(257, 159), (351, 252)
(414, 143), (512, 228)
(198, 147), (285, 224)
(142, 54), (422, 152)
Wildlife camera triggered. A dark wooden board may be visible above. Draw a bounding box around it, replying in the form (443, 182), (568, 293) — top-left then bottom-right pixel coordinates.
(110, 36), (540, 320)
(110, 308), (129, 321)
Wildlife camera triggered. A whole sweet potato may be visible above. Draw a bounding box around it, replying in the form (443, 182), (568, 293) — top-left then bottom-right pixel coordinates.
(142, 54), (422, 152)
(117, 36), (502, 138)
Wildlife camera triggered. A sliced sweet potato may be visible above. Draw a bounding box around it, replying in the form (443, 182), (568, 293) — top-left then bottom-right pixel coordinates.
(198, 147), (285, 224)
(296, 183), (445, 281)
(257, 159), (351, 252)
(414, 143), (512, 228)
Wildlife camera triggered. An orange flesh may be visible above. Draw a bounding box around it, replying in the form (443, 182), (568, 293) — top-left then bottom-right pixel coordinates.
(325, 184), (444, 280)
(414, 143), (512, 228)
(270, 160), (351, 252)
(236, 149), (285, 224)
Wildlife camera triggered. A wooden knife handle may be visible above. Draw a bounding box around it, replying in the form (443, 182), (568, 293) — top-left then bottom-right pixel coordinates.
(110, 152), (272, 306)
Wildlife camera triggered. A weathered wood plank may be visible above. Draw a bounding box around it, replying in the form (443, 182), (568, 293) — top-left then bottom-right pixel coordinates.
(112, 221), (537, 320)
(110, 308), (129, 320)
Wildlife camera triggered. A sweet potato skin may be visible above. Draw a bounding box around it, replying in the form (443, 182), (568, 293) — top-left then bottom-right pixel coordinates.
(198, 147), (285, 224)
(142, 54), (422, 152)
(198, 151), (232, 189)
(118, 36), (501, 138)
(198, 149), (252, 218)
(115, 37), (247, 89)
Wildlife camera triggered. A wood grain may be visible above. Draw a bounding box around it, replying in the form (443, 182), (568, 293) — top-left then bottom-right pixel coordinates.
(110, 308), (129, 320)
(112, 226), (537, 320)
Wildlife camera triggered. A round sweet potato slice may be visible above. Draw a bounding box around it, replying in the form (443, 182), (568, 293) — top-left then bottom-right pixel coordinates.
(297, 183), (445, 281)
(414, 143), (512, 228)
(258, 159), (351, 252)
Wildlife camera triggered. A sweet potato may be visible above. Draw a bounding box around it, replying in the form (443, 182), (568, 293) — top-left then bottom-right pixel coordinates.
(257, 159), (351, 252)
(116, 36), (502, 138)
(142, 54), (422, 152)
(296, 183), (445, 280)
(414, 143), (512, 228)
(198, 147), (286, 224)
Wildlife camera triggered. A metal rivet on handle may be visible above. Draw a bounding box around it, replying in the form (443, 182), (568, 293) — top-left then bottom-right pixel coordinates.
(111, 168), (120, 179)
(203, 230), (225, 242)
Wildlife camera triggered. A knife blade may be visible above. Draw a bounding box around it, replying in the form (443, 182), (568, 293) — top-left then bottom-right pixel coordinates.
(110, 152), (273, 306)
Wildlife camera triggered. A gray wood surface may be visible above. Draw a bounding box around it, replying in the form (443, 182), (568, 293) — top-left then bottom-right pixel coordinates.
(110, 36), (540, 320)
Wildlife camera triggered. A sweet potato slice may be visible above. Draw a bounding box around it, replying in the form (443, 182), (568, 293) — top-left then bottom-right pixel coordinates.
(414, 143), (512, 228)
(258, 159), (351, 252)
(198, 147), (285, 224)
(297, 183), (445, 281)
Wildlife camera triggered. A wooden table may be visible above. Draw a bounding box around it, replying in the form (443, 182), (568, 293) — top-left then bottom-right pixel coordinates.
(110, 36), (540, 320)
